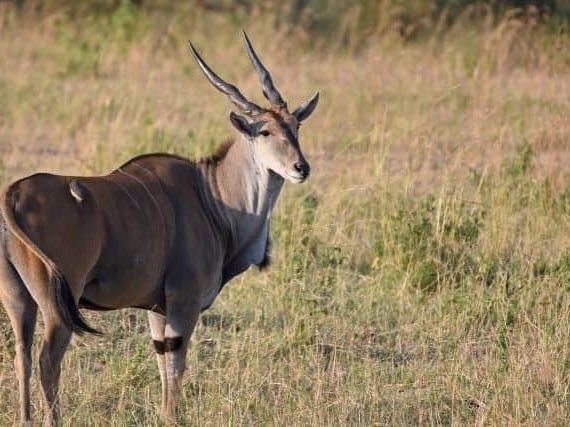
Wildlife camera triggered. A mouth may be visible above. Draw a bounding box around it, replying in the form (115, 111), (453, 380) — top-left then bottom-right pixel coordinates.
(285, 172), (306, 184)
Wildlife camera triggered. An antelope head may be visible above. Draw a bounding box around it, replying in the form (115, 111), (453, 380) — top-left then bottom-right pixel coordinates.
(189, 31), (319, 184)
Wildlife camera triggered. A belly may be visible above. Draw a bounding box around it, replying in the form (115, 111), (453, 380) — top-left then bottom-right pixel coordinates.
(79, 252), (166, 311)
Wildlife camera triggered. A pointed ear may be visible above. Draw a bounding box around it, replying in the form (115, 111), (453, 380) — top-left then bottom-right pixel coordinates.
(229, 111), (255, 137)
(293, 92), (319, 122)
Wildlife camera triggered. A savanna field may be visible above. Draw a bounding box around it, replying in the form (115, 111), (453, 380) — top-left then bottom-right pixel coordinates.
(2, 1), (570, 425)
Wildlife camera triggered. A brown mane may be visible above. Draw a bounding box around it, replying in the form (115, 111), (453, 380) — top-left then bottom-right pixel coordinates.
(118, 138), (236, 171)
(199, 138), (235, 166)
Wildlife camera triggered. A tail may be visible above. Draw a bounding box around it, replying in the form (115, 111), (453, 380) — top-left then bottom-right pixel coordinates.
(49, 265), (101, 335)
(0, 185), (100, 335)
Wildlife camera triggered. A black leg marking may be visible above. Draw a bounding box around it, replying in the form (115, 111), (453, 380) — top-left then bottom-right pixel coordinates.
(164, 337), (183, 353)
(153, 340), (165, 355)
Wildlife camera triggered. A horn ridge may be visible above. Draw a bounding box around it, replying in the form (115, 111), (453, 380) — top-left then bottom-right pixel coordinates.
(242, 30), (286, 108)
(188, 41), (263, 115)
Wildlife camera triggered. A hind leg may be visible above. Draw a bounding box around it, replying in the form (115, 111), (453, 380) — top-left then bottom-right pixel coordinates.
(0, 257), (38, 426)
(38, 317), (72, 427)
(3, 246), (73, 426)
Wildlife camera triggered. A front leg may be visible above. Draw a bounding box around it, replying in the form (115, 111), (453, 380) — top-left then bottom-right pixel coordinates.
(162, 288), (202, 423)
(147, 311), (168, 415)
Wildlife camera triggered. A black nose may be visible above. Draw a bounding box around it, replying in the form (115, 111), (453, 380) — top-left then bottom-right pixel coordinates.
(294, 162), (310, 179)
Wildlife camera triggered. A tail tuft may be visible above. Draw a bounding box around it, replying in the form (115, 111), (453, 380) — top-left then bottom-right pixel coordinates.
(50, 268), (101, 336)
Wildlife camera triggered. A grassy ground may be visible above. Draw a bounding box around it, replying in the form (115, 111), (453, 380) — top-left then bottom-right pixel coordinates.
(2, 2), (570, 425)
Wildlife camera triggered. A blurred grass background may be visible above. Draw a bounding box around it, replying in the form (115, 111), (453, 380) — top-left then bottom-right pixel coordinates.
(2, 0), (570, 425)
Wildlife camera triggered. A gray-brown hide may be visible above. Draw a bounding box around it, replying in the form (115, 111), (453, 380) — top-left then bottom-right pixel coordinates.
(0, 32), (318, 426)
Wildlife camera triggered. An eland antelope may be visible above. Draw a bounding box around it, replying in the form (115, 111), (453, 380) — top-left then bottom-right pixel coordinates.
(0, 31), (318, 425)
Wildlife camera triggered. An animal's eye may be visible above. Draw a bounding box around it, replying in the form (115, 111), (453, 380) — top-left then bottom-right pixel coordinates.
(259, 130), (270, 137)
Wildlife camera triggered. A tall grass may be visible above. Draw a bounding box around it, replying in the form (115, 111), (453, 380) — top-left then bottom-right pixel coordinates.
(1, 2), (570, 425)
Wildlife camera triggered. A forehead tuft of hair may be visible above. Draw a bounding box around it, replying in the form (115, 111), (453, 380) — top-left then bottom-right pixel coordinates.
(257, 108), (296, 129)
(269, 104), (288, 115)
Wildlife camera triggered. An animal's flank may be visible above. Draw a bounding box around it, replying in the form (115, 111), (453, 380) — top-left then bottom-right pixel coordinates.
(102, 176), (142, 211)
(0, 186), (99, 335)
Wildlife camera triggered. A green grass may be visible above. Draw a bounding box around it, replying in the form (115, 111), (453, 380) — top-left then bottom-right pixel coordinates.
(2, 2), (570, 425)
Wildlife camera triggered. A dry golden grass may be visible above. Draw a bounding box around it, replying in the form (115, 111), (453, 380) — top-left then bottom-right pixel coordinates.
(1, 3), (570, 425)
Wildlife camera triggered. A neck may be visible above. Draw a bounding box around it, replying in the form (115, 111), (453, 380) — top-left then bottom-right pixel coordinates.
(199, 137), (284, 257)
